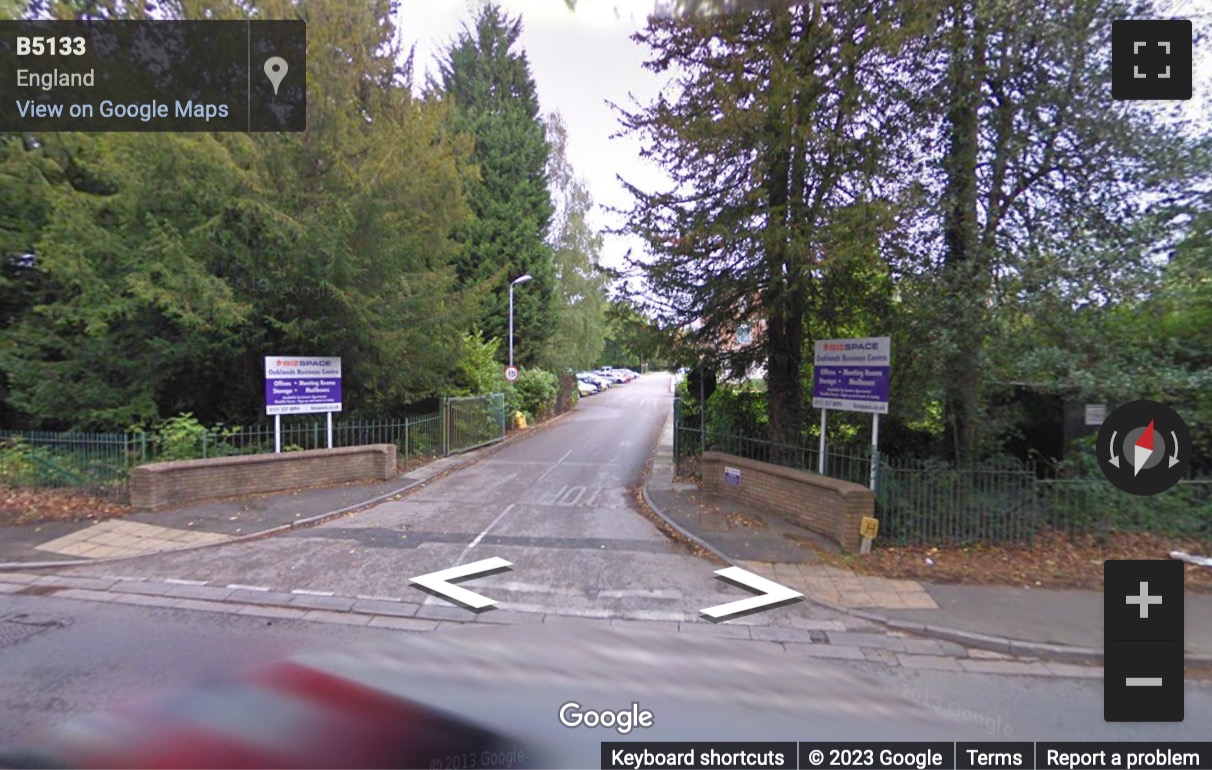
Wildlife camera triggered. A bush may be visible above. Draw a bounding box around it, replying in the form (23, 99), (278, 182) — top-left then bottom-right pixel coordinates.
(514, 368), (560, 420)
(131, 413), (243, 461)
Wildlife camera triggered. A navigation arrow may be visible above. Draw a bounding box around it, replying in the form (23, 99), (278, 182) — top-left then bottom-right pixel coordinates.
(1109, 430), (1120, 468)
(700, 567), (802, 622)
(409, 557), (512, 611)
(1169, 430), (1180, 468)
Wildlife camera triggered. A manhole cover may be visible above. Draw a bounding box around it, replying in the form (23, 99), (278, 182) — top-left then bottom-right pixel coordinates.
(0, 620), (53, 648)
(808, 630), (829, 643)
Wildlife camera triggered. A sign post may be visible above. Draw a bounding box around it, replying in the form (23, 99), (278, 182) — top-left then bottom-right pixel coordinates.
(811, 337), (891, 492)
(265, 357), (343, 453)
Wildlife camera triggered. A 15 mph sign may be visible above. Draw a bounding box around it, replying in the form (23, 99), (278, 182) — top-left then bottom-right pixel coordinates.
(504, 365), (519, 382)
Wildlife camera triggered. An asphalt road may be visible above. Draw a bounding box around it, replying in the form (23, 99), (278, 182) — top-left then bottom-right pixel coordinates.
(2, 374), (1211, 764)
(33, 374), (843, 622)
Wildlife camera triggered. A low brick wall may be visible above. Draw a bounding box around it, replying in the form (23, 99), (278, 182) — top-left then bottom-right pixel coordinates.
(130, 445), (398, 511)
(700, 451), (874, 553)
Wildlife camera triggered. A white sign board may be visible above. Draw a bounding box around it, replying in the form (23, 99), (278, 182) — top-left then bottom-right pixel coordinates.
(1085, 404), (1107, 426)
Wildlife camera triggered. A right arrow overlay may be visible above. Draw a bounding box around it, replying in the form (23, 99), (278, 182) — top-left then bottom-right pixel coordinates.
(409, 557), (512, 612)
(700, 567), (803, 622)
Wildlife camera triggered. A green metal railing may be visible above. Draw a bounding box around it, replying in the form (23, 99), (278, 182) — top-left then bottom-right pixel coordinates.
(442, 393), (507, 455)
(672, 400), (1212, 546)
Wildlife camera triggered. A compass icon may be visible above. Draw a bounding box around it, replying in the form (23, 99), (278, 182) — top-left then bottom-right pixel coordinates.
(1097, 400), (1191, 495)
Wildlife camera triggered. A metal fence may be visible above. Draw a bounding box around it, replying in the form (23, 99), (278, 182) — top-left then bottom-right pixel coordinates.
(0, 402), (489, 502)
(442, 393), (507, 455)
(672, 400), (1212, 546)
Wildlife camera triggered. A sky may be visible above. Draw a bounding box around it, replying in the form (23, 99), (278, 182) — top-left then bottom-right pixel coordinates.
(395, 0), (1212, 275)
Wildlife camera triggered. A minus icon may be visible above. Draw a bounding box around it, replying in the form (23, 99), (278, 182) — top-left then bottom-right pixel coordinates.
(1125, 677), (1163, 686)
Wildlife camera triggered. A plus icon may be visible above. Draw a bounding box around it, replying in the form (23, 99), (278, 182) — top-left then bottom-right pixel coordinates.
(1112, 19), (1192, 100)
(1126, 581), (1163, 619)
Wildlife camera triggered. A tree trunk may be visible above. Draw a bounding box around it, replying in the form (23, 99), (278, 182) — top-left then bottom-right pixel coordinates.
(941, 0), (986, 464)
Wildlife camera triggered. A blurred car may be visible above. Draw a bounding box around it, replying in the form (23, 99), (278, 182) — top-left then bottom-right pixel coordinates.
(0, 624), (992, 769)
(576, 379), (598, 397)
(595, 370), (625, 384)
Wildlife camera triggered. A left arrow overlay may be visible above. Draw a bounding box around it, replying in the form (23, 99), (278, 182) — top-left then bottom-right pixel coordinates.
(701, 567), (803, 622)
(410, 557), (512, 611)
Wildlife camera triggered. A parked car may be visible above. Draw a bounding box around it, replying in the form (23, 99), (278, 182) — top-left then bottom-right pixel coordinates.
(576, 379), (598, 396)
(596, 370), (629, 384)
(578, 372), (612, 390)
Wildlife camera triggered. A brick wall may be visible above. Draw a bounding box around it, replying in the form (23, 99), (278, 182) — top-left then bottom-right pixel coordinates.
(130, 445), (398, 511)
(700, 451), (874, 553)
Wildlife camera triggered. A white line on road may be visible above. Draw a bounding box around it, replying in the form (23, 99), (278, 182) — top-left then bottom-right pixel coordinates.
(534, 449), (573, 483)
(227, 584), (270, 592)
(164, 578), (208, 586)
(356, 595), (403, 602)
(464, 503), (515, 554)
(421, 503), (518, 606)
(291, 589), (335, 597)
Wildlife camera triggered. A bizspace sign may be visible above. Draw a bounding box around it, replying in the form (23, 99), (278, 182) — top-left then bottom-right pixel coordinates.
(265, 356), (342, 415)
(811, 337), (890, 414)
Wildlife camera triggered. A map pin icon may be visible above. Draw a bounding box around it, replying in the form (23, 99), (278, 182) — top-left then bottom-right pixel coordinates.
(264, 57), (288, 95)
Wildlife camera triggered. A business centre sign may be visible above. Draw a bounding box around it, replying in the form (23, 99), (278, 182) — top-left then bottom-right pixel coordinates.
(811, 337), (890, 414)
(265, 357), (342, 415)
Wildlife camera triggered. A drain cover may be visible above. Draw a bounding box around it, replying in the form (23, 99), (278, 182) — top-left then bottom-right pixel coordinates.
(808, 630), (829, 643)
(0, 619), (53, 648)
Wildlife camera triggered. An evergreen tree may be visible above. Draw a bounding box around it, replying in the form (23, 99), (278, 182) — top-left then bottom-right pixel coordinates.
(438, 3), (556, 366)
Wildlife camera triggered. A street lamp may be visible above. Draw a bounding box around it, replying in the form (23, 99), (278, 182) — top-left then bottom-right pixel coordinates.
(508, 274), (533, 367)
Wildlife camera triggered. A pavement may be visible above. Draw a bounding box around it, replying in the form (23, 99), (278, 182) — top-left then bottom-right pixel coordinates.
(640, 409), (1212, 667)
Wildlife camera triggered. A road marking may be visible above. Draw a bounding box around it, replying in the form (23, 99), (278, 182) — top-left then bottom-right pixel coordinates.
(228, 584), (270, 592)
(555, 485), (586, 506)
(466, 503), (515, 552)
(291, 589), (335, 597)
(165, 578), (208, 586)
(535, 449), (573, 483)
(356, 594), (403, 602)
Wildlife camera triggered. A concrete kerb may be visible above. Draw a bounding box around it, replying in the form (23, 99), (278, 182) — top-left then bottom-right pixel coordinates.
(0, 408), (578, 573)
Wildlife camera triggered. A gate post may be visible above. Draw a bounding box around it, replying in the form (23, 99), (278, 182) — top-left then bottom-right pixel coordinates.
(440, 397), (449, 456)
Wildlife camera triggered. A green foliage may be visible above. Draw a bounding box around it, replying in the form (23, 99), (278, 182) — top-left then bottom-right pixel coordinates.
(600, 301), (673, 371)
(513, 368), (559, 420)
(439, 3), (557, 367)
(454, 331), (507, 397)
(131, 412), (243, 461)
(704, 385), (766, 439)
(0, 0), (479, 430)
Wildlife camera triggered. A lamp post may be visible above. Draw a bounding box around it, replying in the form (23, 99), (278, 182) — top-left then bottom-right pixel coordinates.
(509, 274), (533, 368)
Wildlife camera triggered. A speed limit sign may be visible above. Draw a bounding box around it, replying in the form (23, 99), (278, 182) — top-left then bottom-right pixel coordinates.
(504, 365), (519, 382)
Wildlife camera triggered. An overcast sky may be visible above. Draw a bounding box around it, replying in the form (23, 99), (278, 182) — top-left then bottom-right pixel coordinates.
(396, 0), (1212, 274)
